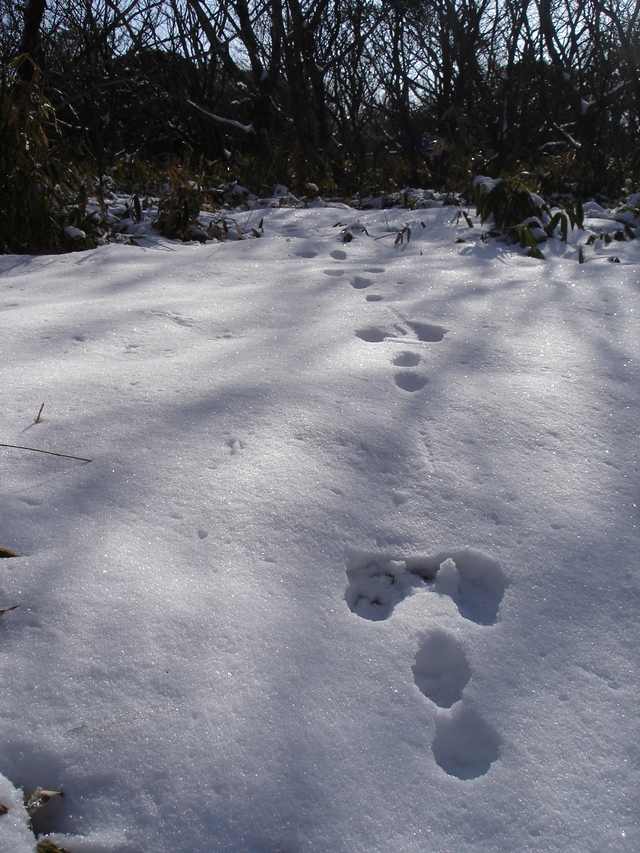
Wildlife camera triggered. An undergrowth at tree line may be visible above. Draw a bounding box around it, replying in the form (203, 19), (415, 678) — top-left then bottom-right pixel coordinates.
(0, 7), (640, 258)
(2, 49), (639, 261)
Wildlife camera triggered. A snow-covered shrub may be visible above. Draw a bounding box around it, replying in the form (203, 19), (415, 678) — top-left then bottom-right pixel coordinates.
(473, 177), (542, 231)
(473, 176), (584, 258)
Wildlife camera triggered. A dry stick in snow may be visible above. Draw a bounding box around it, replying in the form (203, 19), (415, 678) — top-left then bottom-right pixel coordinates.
(0, 443), (92, 463)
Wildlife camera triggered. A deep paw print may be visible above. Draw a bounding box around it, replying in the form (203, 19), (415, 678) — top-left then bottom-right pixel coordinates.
(350, 275), (373, 290)
(394, 371), (428, 392)
(412, 629), (471, 709)
(354, 322), (445, 390)
(432, 705), (501, 780)
(406, 321), (446, 342)
(393, 351), (421, 368)
(391, 351), (427, 392)
(411, 627), (501, 778)
(345, 547), (507, 779)
(345, 548), (507, 626)
(355, 321), (446, 344)
(355, 326), (394, 342)
(344, 557), (424, 621)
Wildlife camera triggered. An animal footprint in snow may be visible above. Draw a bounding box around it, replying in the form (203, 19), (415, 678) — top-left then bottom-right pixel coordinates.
(432, 554), (507, 625)
(351, 276), (373, 290)
(393, 351), (421, 367)
(412, 630), (471, 708)
(344, 557), (424, 621)
(345, 548), (507, 626)
(346, 547), (506, 780)
(355, 326), (391, 343)
(406, 321), (446, 342)
(354, 323), (409, 343)
(394, 371), (428, 392)
(392, 351), (427, 391)
(355, 321), (446, 344)
(432, 705), (501, 780)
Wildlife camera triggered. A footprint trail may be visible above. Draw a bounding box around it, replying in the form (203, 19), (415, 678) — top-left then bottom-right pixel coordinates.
(353, 314), (446, 391)
(344, 258), (504, 780)
(345, 547), (507, 779)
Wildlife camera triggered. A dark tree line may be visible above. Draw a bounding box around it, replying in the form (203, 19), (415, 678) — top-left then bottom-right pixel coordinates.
(2, 0), (640, 195)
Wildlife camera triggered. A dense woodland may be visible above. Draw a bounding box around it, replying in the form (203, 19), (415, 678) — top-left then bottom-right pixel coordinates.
(1, 0), (639, 251)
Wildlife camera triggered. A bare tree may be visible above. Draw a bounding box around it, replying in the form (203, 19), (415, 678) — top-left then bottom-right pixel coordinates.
(17, 0), (47, 78)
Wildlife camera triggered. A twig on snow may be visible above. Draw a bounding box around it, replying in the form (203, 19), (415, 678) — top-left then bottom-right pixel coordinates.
(0, 443), (92, 462)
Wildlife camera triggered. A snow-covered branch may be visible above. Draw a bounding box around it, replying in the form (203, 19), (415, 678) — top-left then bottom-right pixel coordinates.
(187, 100), (255, 134)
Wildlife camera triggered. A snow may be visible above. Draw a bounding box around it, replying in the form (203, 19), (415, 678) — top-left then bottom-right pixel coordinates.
(0, 773), (33, 851)
(0, 202), (639, 852)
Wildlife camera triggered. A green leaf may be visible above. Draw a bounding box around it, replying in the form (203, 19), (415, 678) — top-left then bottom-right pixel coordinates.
(67, 136), (84, 158)
(560, 213), (568, 243)
(475, 179), (540, 230)
(568, 199), (584, 229)
(546, 211), (562, 238)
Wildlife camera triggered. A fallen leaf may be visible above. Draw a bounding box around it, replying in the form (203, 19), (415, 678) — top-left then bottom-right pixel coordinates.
(0, 547), (19, 558)
(24, 788), (63, 815)
(37, 841), (71, 853)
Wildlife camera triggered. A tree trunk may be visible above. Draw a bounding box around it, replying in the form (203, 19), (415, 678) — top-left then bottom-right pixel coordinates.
(18, 0), (47, 80)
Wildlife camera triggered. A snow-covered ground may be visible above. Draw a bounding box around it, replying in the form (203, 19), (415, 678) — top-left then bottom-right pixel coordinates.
(1, 199), (638, 852)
